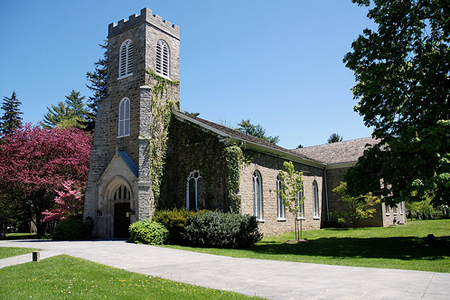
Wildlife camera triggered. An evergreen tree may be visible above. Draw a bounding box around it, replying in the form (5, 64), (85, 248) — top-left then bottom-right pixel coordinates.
(328, 133), (343, 143)
(42, 90), (87, 130)
(85, 41), (108, 132)
(0, 91), (23, 136)
(237, 119), (280, 144)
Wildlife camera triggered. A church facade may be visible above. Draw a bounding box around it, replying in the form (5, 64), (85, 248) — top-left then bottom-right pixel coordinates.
(84, 8), (406, 239)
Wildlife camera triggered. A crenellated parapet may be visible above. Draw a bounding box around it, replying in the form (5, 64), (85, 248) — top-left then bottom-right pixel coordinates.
(108, 7), (180, 39)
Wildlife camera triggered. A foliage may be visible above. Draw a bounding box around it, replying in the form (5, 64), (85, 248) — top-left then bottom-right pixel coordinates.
(52, 215), (86, 240)
(343, 0), (450, 206)
(0, 247), (38, 259)
(223, 145), (245, 211)
(42, 181), (84, 223)
(0, 124), (92, 235)
(42, 90), (89, 130)
(236, 119), (280, 144)
(184, 211), (263, 248)
(0, 256), (261, 300)
(152, 208), (196, 244)
(0, 91), (22, 136)
(327, 133), (343, 143)
(278, 161), (304, 240)
(331, 182), (380, 228)
(128, 219), (169, 245)
(85, 41), (108, 132)
(146, 70), (180, 201)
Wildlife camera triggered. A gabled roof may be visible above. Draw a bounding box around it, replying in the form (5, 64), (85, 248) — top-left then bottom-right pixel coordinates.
(118, 151), (139, 178)
(172, 110), (326, 168)
(292, 137), (378, 166)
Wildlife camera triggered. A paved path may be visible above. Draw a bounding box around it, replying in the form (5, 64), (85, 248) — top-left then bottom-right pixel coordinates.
(0, 239), (448, 299)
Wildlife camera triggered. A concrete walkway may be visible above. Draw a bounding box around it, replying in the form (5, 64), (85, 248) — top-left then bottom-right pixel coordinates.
(0, 239), (448, 300)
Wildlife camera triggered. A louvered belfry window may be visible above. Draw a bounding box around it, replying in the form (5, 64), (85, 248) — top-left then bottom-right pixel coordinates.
(118, 98), (130, 137)
(156, 39), (170, 77)
(119, 40), (134, 78)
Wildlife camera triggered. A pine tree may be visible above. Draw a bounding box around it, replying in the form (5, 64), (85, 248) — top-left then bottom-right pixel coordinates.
(85, 41), (108, 132)
(0, 91), (23, 136)
(42, 90), (87, 129)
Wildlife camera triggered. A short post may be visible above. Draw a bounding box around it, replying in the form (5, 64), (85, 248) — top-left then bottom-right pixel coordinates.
(32, 251), (40, 262)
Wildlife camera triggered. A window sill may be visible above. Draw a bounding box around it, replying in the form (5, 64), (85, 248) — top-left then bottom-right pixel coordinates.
(118, 73), (133, 80)
(256, 219), (265, 223)
(313, 217), (320, 220)
(296, 217), (305, 221)
(117, 134), (130, 138)
(277, 218), (287, 222)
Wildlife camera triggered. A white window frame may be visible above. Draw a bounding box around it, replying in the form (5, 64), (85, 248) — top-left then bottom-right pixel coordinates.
(253, 171), (263, 221)
(118, 98), (130, 137)
(156, 39), (170, 78)
(276, 175), (286, 221)
(313, 181), (320, 219)
(186, 171), (202, 211)
(385, 205), (391, 216)
(399, 202), (404, 215)
(119, 39), (134, 78)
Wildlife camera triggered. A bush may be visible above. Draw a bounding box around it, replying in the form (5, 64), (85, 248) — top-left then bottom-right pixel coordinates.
(152, 208), (196, 244)
(128, 219), (169, 245)
(52, 215), (86, 240)
(184, 211), (263, 248)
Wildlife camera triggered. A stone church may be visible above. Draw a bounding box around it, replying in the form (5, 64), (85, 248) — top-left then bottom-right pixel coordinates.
(84, 8), (406, 239)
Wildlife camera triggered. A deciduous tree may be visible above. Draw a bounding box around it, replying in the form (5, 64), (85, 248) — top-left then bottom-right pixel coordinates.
(343, 0), (450, 206)
(0, 125), (91, 235)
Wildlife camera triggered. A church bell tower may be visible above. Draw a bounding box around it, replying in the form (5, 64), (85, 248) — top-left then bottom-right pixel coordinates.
(84, 8), (180, 238)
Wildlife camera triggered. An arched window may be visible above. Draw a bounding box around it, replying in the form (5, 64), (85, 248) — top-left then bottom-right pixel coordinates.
(119, 39), (134, 78)
(253, 171), (263, 220)
(298, 183), (304, 219)
(156, 39), (170, 77)
(313, 181), (319, 218)
(113, 184), (131, 201)
(187, 171), (202, 211)
(118, 98), (130, 137)
(276, 175), (285, 220)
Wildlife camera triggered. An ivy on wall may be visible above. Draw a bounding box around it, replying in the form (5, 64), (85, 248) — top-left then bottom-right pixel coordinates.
(223, 144), (245, 212)
(146, 70), (180, 201)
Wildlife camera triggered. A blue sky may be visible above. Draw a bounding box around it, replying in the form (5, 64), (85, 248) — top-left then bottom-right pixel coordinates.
(0, 0), (374, 149)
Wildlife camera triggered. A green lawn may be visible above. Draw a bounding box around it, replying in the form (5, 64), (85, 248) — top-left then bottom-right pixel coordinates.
(0, 255), (263, 300)
(0, 247), (38, 259)
(164, 219), (450, 273)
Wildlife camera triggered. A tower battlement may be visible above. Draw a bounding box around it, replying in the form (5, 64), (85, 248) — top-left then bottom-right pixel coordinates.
(108, 8), (180, 39)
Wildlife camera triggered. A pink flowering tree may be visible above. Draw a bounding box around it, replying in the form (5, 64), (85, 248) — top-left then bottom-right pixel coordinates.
(42, 180), (84, 223)
(0, 124), (91, 235)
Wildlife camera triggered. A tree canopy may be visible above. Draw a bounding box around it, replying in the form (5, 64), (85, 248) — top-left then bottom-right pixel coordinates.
(343, 0), (450, 206)
(328, 133), (343, 143)
(0, 125), (92, 235)
(0, 91), (23, 136)
(236, 119), (280, 144)
(42, 90), (88, 130)
(85, 41), (108, 132)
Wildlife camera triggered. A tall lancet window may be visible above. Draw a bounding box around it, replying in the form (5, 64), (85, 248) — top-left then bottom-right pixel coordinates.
(156, 39), (170, 77)
(119, 39), (134, 78)
(118, 98), (130, 137)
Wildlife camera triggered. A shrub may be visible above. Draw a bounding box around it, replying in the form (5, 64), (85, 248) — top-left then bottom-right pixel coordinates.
(152, 208), (196, 244)
(52, 215), (86, 240)
(184, 211), (263, 248)
(128, 219), (169, 245)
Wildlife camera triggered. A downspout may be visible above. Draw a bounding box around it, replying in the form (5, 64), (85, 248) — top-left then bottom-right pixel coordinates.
(324, 165), (330, 222)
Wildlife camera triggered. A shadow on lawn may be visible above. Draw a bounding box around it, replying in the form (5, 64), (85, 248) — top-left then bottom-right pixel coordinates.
(250, 236), (450, 261)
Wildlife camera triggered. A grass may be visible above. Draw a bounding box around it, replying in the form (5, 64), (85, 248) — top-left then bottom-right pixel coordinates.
(1, 232), (39, 240)
(164, 219), (450, 273)
(0, 247), (38, 259)
(0, 255), (263, 300)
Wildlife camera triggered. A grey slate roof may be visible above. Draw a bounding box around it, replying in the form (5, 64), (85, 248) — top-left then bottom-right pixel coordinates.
(292, 137), (378, 165)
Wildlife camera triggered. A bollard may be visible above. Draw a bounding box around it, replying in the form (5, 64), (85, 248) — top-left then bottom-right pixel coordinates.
(32, 251), (40, 262)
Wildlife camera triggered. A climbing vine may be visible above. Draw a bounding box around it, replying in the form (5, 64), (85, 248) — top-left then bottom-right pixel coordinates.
(146, 70), (180, 201)
(223, 144), (246, 212)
